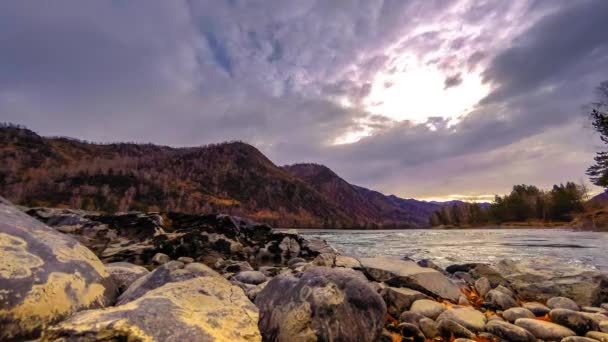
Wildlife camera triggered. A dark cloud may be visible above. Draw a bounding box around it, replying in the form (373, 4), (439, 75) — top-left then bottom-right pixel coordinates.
(444, 74), (463, 89)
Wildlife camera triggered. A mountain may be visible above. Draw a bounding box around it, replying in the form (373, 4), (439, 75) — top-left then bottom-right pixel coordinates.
(0, 124), (438, 228)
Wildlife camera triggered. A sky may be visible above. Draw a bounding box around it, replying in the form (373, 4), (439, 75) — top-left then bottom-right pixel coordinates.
(1, 0), (607, 201)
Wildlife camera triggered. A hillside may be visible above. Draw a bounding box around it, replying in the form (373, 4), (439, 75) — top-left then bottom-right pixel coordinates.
(0, 124), (437, 228)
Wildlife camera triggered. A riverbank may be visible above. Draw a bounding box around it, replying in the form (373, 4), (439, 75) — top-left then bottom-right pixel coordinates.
(2, 203), (608, 341)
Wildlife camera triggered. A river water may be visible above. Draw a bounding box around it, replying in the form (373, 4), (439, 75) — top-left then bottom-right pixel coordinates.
(298, 228), (608, 272)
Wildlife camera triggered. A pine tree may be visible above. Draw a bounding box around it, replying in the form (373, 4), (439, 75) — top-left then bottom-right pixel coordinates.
(587, 81), (608, 188)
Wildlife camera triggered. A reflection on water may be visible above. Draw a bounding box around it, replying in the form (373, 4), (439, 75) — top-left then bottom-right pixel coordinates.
(298, 228), (608, 272)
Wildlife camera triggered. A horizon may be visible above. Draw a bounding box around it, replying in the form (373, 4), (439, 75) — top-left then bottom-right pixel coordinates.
(1, 1), (607, 201)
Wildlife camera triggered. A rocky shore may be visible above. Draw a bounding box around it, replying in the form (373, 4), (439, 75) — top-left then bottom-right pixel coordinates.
(1, 198), (608, 341)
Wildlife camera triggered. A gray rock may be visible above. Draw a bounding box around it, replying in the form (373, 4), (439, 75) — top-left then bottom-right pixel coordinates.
(44, 276), (261, 341)
(399, 311), (426, 326)
(514, 318), (576, 340)
(485, 320), (536, 342)
(360, 257), (461, 301)
(419, 317), (439, 339)
(106, 262), (150, 292)
(117, 261), (220, 304)
(549, 309), (599, 335)
(397, 322), (425, 342)
(234, 270), (267, 285)
(152, 252), (170, 265)
(437, 319), (476, 339)
(255, 266), (386, 342)
(0, 197), (116, 341)
(523, 301), (551, 316)
(562, 337), (600, 342)
(502, 307), (536, 323)
(410, 299), (446, 319)
(436, 306), (487, 332)
(485, 289), (518, 310)
(475, 277), (491, 297)
(382, 286), (429, 317)
(548, 297), (582, 311)
(586, 331), (608, 341)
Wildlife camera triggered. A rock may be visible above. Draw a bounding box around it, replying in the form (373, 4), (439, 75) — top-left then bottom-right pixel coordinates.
(502, 307), (536, 323)
(234, 271), (267, 285)
(562, 337), (600, 342)
(258, 266), (282, 277)
(278, 236), (301, 259)
(549, 309), (599, 335)
(458, 295), (470, 306)
(246, 281), (269, 302)
(495, 284), (515, 297)
(360, 257), (461, 301)
(382, 287), (429, 317)
(582, 306), (608, 313)
(436, 306), (487, 332)
(601, 321), (608, 333)
(485, 289), (518, 310)
(417, 259), (450, 275)
(287, 257), (306, 268)
(454, 339), (476, 342)
(44, 276), (261, 341)
(487, 315), (505, 322)
(586, 331), (608, 341)
(496, 258), (608, 307)
(397, 323), (425, 342)
(485, 320), (536, 342)
(301, 238), (337, 256)
(447, 263), (509, 287)
(152, 252), (170, 265)
(419, 317), (439, 339)
(106, 262), (150, 292)
(515, 318), (576, 340)
(0, 197), (116, 341)
(223, 260), (254, 273)
(548, 297), (581, 311)
(399, 311), (426, 326)
(255, 266), (386, 342)
(335, 256), (361, 269)
(475, 277), (491, 297)
(410, 299), (446, 319)
(117, 261), (220, 304)
(523, 301), (551, 316)
(177, 256), (194, 263)
(437, 319), (476, 339)
(602, 303), (608, 311)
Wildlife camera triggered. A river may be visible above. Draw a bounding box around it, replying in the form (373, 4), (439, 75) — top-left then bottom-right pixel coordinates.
(298, 228), (608, 272)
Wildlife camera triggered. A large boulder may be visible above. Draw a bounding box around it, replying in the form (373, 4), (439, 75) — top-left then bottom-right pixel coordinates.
(0, 198), (117, 341)
(43, 276), (261, 341)
(255, 267), (386, 342)
(360, 257), (461, 301)
(106, 262), (150, 293)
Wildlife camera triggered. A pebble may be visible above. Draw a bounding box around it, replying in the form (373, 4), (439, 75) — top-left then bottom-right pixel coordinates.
(152, 252), (170, 265)
(234, 270), (267, 285)
(547, 297), (580, 311)
(502, 307), (535, 323)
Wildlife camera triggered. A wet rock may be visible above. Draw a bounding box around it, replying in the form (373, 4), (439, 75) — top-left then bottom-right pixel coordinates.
(234, 271), (267, 285)
(152, 252), (170, 265)
(255, 266), (386, 342)
(515, 318), (576, 340)
(502, 307), (536, 323)
(485, 320), (536, 342)
(410, 299), (446, 319)
(399, 311), (426, 326)
(117, 261), (220, 304)
(562, 337), (600, 342)
(44, 276), (261, 341)
(523, 301), (551, 316)
(437, 319), (476, 339)
(548, 297), (581, 311)
(436, 306), (487, 332)
(485, 289), (518, 310)
(360, 257), (461, 301)
(382, 287), (429, 317)
(586, 331), (608, 341)
(0, 198), (116, 341)
(397, 322), (425, 342)
(419, 317), (439, 339)
(106, 262), (150, 293)
(549, 309), (599, 335)
(475, 277), (491, 297)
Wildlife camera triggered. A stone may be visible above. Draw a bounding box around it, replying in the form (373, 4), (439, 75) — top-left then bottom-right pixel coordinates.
(0, 197), (116, 341)
(549, 309), (599, 336)
(485, 320), (536, 342)
(397, 322), (425, 342)
(417, 259), (449, 275)
(436, 306), (487, 332)
(419, 317), (439, 339)
(437, 319), (476, 339)
(117, 261), (220, 304)
(514, 318), (576, 340)
(602, 303), (608, 311)
(454, 339), (476, 342)
(410, 299), (446, 319)
(586, 331), (608, 341)
(495, 284), (515, 298)
(601, 321), (608, 333)
(382, 287), (429, 317)
(454, 271), (474, 284)
(152, 252), (170, 265)
(245, 281), (269, 302)
(360, 257), (461, 301)
(522, 301), (551, 316)
(485, 289), (518, 310)
(399, 311), (426, 326)
(223, 260), (254, 273)
(548, 297), (581, 311)
(287, 257), (306, 268)
(177, 256), (194, 263)
(562, 337), (600, 342)
(43, 276), (261, 341)
(106, 262), (150, 292)
(502, 307), (536, 323)
(258, 266), (282, 277)
(255, 266), (386, 342)
(301, 238), (337, 255)
(458, 295), (470, 306)
(278, 236), (301, 258)
(475, 277), (491, 297)
(447, 263), (509, 287)
(234, 271), (267, 285)
(335, 256), (361, 269)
